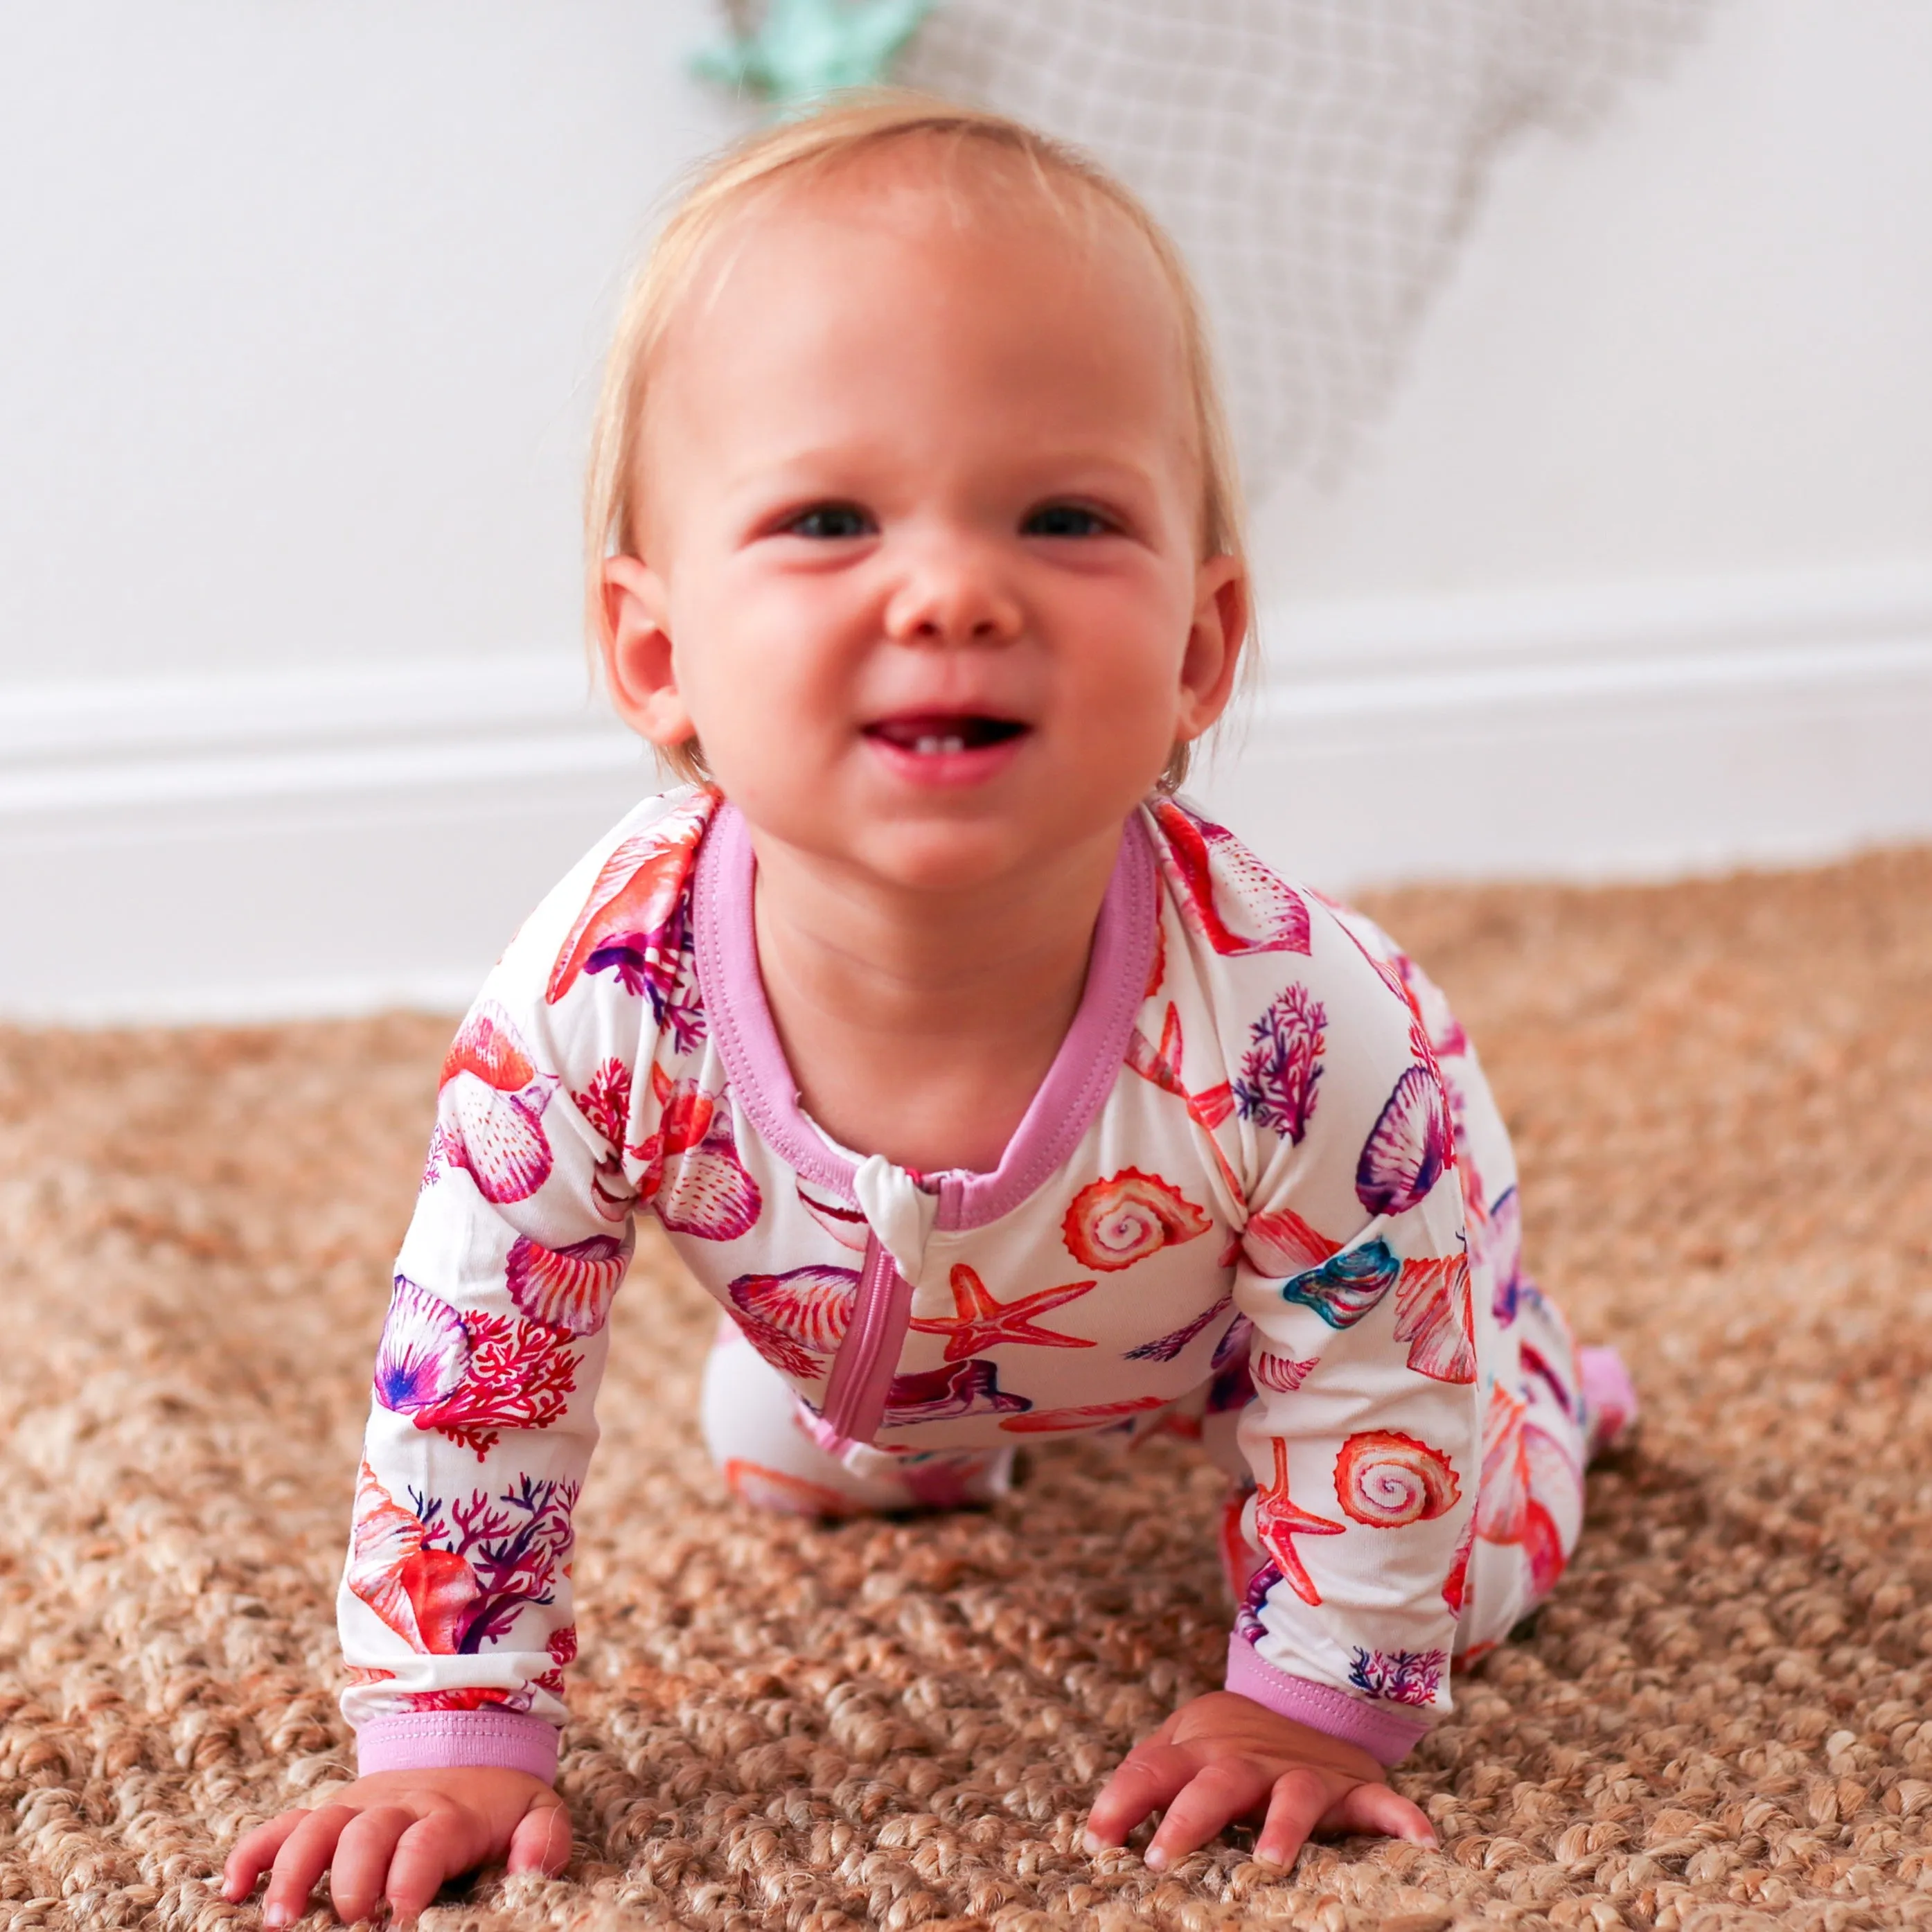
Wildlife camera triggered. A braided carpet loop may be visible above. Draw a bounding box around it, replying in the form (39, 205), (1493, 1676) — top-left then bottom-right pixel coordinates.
(3, 848), (1931, 1931)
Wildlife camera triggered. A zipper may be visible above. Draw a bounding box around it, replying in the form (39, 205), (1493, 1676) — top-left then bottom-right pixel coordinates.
(819, 1231), (915, 1444)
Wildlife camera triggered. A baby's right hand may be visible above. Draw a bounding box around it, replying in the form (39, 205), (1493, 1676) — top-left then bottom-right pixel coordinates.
(221, 1766), (570, 1926)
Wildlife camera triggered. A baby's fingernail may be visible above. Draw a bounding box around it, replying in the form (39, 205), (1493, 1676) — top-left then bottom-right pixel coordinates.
(1081, 1830), (1104, 1854)
(263, 1909), (290, 1929)
(1144, 1847), (1168, 1872)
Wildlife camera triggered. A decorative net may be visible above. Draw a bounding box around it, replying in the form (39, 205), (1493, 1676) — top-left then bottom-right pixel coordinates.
(895, 0), (1719, 495)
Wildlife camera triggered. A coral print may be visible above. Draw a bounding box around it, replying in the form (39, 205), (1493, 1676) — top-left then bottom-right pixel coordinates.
(910, 1264), (1096, 1361)
(571, 1057), (633, 1149)
(505, 1230), (634, 1336)
(374, 1278), (581, 1460)
(1062, 1168), (1211, 1271)
(633, 1070), (762, 1241)
(348, 1463), (577, 1655)
(435, 1005), (557, 1205)
(1333, 1430), (1461, 1528)
(1252, 1437), (1344, 1606)
(1391, 1256), (1478, 1384)
(1347, 1647), (1447, 1708)
(546, 787), (714, 1036)
(728, 1264), (858, 1378)
(1230, 985), (1327, 1143)
(1356, 1063), (1455, 1216)
(1280, 1239), (1400, 1329)
(1151, 799), (1311, 957)
(880, 1358), (1030, 1427)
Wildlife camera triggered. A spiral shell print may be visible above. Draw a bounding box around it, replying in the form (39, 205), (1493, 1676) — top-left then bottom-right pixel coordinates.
(1333, 1429), (1460, 1528)
(1062, 1168), (1211, 1272)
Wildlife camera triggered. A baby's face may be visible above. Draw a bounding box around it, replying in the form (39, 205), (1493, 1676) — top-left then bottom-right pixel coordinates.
(604, 162), (1246, 894)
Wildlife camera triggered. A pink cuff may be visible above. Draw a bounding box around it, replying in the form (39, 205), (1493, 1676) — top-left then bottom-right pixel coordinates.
(355, 1711), (560, 1783)
(1225, 1636), (1430, 1767)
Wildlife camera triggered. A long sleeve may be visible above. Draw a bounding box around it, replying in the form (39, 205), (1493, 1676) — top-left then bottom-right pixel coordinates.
(1215, 902), (1482, 1764)
(337, 786), (716, 1778)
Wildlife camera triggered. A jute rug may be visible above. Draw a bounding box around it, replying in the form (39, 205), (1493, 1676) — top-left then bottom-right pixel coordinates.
(3, 848), (1931, 1932)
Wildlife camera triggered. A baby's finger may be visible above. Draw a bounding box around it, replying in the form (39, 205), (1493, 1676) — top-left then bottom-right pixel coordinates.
(383, 1811), (486, 1926)
(1253, 1766), (1344, 1868)
(326, 1805), (418, 1926)
(1319, 1776), (1436, 1846)
(1083, 1744), (1200, 1849)
(508, 1798), (574, 1876)
(222, 1811), (307, 1900)
(260, 1804), (355, 1927)
(1144, 1757), (1276, 1870)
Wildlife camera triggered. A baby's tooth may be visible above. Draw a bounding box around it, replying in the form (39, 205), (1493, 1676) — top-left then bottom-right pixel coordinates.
(939, 734), (965, 755)
(914, 735), (941, 755)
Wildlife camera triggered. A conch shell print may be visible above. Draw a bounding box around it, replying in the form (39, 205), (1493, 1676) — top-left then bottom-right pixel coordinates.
(998, 1394), (1169, 1433)
(347, 1463), (481, 1654)
(723, 1457), (863, 1521)
(880, 1358), (1030, 1427)
(436, 1004), (558, 1205)
(505, 1229), (635, 1336)
(797, 1177), (871, 1252)
(1062, 1169), (1211, 1272)
(1355, 1063), (1455, 1217)
(635, 1071), (761, 1241)
(1391, 1256), (1477, 1384)
(1333, 1430), (1461, 1527)
(546, 787), (714, 1009)
(1151, 799), (1311, 957)
(728, 1265), (858, 1379)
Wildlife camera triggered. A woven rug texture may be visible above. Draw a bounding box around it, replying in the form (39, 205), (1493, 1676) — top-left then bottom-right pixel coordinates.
(3, 850), (1931, 1932)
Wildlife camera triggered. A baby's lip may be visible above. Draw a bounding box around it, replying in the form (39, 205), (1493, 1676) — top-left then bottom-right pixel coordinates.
(861, 711), (1031, 754)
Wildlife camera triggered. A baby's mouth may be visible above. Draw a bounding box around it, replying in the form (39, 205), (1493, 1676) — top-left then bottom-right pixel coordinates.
(862, 713), (1029, 756)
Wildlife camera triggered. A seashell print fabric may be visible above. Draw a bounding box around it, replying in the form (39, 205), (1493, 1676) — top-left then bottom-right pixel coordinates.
(342, 784), (1595, 1773)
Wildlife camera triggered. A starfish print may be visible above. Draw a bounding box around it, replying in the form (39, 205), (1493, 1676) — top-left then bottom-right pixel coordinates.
(1126, 1002), (1241, 1196)
(909, 1264), (1097, 1364)
(1252, 1437), (1344, 1606)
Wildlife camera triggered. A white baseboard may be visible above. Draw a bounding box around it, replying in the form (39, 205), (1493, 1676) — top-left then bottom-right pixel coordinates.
(5, 564), (1931, 1023)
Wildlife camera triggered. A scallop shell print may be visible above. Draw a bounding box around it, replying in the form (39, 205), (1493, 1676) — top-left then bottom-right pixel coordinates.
(1392, 1256), (1478, 1384)
(373, 1276), (470, 1413)
(657, 1097), (761, 1242)
(1355, 1063), (1454, 1217)
(1334, 1429), (1461, 1527)
(1151, 799), (1311, 957)
(728, 1264), (859, 1379)
(505, 1229), (635, 1336)
(436, 1004), (558, 1205)
(1244, 1206), (1340, 1278)
(1063, 1169), (1212, 1272)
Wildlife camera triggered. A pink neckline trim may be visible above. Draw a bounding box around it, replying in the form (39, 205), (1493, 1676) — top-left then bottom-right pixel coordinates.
(691, 801), (1158, 1232)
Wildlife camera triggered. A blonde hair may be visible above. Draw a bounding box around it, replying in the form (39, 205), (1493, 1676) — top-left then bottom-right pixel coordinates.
(584, 92), (1249, 792)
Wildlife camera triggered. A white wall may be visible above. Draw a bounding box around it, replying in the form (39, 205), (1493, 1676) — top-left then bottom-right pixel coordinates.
(2, 1), (1929, 1018)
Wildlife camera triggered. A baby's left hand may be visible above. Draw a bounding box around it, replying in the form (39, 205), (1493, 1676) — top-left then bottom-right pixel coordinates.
(1083, 1690), (1435, 1871)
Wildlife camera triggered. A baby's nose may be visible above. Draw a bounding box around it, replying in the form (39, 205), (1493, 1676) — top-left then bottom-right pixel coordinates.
(884, 542), (1022, 644)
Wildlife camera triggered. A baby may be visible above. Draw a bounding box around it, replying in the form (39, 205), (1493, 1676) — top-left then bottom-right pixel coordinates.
(225, 96), (1633, 1926)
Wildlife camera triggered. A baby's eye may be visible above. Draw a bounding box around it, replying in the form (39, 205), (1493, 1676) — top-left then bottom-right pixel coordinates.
(783, 502), (874, 540)
(1023, 502), (1112, 538)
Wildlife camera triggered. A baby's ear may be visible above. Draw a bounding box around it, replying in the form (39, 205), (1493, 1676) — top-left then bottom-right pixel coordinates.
(601, 556), (696, 750)
(1175, 554), (1248, 741)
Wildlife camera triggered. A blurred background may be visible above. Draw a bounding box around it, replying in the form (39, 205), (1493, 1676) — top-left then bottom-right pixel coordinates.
(1, 0), (1927, 1022)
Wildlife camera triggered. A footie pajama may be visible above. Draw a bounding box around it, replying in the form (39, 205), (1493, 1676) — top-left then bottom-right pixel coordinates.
(338, 785), (1634, 1785)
